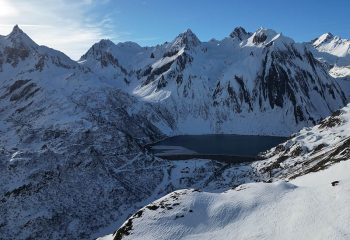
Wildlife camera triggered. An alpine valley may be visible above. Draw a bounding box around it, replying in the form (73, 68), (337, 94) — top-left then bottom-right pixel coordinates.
(1, 25), (350, 239)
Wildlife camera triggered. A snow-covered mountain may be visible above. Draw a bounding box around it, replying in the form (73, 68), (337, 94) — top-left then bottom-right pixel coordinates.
(79, 27), (348, 135)
(310, 33), (350, 98)
(1, 25), (350, 239)
(311, 32), (350, 66)
(0, 26), (176, 239)
(109, 103), (350, 240)
(0, 25), (78, 73)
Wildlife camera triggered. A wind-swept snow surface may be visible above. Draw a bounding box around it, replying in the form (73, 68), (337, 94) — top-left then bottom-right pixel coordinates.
(109, 160), (350, 240)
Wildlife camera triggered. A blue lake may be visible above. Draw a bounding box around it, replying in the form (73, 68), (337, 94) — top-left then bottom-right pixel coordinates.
(150, 134), (287, 162)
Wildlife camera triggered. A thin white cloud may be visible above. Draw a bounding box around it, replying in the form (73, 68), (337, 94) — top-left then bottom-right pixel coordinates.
(0, 0), (19, 17)
(0, 0), (119, 60)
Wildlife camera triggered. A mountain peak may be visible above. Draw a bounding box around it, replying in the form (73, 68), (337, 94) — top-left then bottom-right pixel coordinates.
(312, 32), (350, 60)
(182, 28), (196, 37)
(312, 32), (335, 47)
(5, 24), (37, 47)
(171, 28), (200, 50)
(177, 28), (199, 41)
(97, 39), (115, 48)
(79, 39), (116, 61)
(229, 26), (251, 40)
(11, 25), (23, 34)
(8, 24), (28, 39)
(246, 27), (293, 47)
(325, 32), (334, 38)
(256, 28), (278, 38)
(116, 41), (142, 49)
(249, 28), (277, 45)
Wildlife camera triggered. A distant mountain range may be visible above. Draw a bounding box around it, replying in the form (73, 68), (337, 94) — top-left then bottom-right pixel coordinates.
(1, 25), (350, 239)
(80, 26), (349, 135)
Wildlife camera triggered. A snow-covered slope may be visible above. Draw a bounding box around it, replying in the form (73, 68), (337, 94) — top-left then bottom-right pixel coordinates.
(110, 103), (350, 240)
(258, 103), (350, 180)
(0, 25), (78, 73)
(110, 160), (350, 240)
(312, 33), (350, 66)
(0, 26), (177, 239)
(310, 33), (350, 98)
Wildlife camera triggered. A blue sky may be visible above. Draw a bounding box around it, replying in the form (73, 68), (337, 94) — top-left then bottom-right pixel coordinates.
(1, 0), (349, 59)
(101, 0), (350, 44)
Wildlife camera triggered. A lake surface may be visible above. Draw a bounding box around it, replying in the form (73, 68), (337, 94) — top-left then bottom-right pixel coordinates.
(150, 134), (287, 162)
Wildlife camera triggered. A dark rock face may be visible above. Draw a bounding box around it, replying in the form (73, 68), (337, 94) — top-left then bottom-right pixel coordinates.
(230, 27), (251, 40)
(9, 82), (39, 102)
(319, 114), (343, 129)
(331, 181), (339, 186)
(8, 79), (31, 94)
(143, 52), (193, 88)
(253, 46), (346, 124)
(234, 75), (252, 111)
(262, 61), (292, 108)
(3, 46), (30, 67)
(83, 44), (127, 73)
(253, 32), (268, 44)
(0, 79), (40, 102)
(143, 60), (175, 86)
(156, 75), (167, 90)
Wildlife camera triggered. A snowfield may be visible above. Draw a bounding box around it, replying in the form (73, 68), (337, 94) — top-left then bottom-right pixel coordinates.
(257, 104), (350, 180)
(108, 159), (350, 240)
